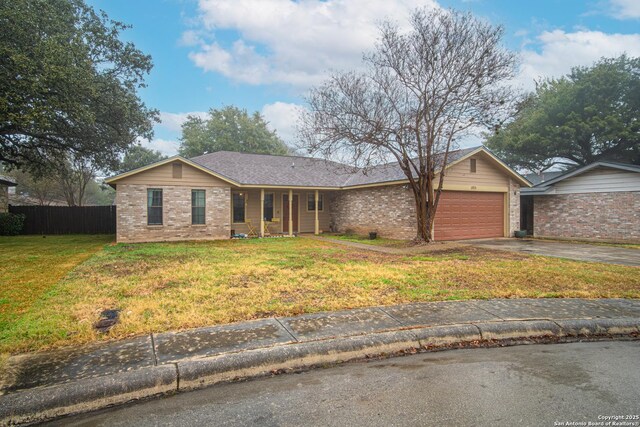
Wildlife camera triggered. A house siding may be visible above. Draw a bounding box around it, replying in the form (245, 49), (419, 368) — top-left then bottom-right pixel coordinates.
(229, 190), (333, 235)
(443, 152), (511, 189)
(114, 162), (229, 188)
(552, 168), (640, 194)
(0, 185), (8, 213)
(331, 185), (417, 239)
(509, 179), (521, 235)
(116, 184), (231, 243)
(533, 191), (640, 242)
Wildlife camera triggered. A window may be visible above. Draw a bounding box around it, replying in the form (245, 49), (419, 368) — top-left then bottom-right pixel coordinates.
(263, 193), (274, 221)
(147, 189), (163, 225)
(233, 192), (245, 223)
(470, 158), (477, 173)
(307, 193), (323, 211)
(192, 190), (205, 225)
(172, 163), (182, 179)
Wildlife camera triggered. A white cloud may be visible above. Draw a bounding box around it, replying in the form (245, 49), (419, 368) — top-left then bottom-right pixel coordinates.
(261, 102), (306, 145)
(187, 0), (438, 87)
(158, 111), (208, 132)
(516, 30), (640, 90)
(141, 138), (180, 156)
(179, 30), (204, 47)
(609, 0), (640, 19)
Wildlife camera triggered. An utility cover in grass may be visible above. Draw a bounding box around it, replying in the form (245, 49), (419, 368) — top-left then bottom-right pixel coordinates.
(94, 309), (120, 333)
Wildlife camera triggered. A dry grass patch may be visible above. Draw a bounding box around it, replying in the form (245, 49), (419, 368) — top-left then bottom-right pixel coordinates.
(321, 233), (413, 248)
(1, 237), (638, 355)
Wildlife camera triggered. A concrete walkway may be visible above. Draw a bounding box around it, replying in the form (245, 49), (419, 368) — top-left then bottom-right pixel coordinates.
(467, 238), (640, 267)
(2, 298), (640, 424)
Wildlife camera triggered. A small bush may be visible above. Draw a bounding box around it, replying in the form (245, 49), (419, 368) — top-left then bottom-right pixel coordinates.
(0, 212), (25, 235)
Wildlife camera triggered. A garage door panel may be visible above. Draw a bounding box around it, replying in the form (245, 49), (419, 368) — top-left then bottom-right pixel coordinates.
(434, 191), (504, 240)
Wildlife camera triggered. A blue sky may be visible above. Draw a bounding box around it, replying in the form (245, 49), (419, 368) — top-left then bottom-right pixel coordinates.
(87, 0), (640, 155)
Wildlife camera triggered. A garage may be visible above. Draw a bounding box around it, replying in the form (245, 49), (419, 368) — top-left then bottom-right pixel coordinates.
(434, 191), (505, 240)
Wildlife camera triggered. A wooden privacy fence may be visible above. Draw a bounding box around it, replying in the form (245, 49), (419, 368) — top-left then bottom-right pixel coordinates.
(9, 205), (116, 234)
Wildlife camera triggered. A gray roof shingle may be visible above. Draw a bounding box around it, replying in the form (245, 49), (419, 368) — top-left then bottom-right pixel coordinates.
(190, 146), (483, 188)
(190, 151), (354, 187)
(342, 147), (479, 187)
(523, 171), (564, 186)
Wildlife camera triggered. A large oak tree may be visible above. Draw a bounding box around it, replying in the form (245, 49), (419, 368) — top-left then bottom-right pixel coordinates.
(299, 8), (517, 242)
(486, 55), (640, 172)
(179, 106), (290, 157)
(0, 0), (158, 174)
(118, 145), (166, 174)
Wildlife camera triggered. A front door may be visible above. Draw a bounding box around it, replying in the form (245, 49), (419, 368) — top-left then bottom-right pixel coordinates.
(282, 194), (299, 233)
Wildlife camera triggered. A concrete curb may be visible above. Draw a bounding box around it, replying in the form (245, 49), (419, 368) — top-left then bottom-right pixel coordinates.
(1, 318), (639, 425)
(476, 320), (562, 340)
(555, 318), (640, 337)
(0, 365), (177, 426)
(177, 329), (419, 391)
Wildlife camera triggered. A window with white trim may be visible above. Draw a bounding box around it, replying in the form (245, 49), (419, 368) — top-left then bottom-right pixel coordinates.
(147, 189), (163, 225)
(233, 192), (246, 223)
(307, 193), (323, 211)
(192, 190), (205, 225)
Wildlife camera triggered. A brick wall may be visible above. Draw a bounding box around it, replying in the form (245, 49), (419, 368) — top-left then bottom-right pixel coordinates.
(330, 185), (417, 240)
(116, 184), (231, 243)
(533, 191), (640, 242)
(0, 185), (7, 213)
(509, 179), (521, 235)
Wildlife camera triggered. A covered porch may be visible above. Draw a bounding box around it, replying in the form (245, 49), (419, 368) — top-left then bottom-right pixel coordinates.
(229, 188), (334, 237)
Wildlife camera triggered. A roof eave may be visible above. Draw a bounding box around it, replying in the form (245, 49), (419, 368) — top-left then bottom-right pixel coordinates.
(535, 161), (640, 188)
(521, 186), (554, 195)
(446, 146), (532, 187)
(105, 156), (241, 187)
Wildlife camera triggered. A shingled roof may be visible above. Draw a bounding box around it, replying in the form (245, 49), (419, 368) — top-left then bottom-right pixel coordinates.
(343, 147), (479, 187)
(108, 145), (529, 188)
(189, 146), (483, 188)
(189, 151), (353, 187)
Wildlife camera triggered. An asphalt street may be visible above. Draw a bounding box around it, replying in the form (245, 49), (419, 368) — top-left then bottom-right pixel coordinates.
(48, 341), (640, 427)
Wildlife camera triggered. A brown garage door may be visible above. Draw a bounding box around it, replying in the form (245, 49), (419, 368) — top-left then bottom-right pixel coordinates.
(434, 191), (504, 240)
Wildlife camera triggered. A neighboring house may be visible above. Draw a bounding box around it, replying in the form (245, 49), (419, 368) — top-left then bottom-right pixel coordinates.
(520, 171), (563, 234)
(521, 162), (640, 242)
(105, 146), (530, 243)
(8, 194), (67, 206)
(0, 175), (17, 213)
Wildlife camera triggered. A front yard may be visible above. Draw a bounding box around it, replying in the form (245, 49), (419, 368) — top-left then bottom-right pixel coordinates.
(321, 233), (413, 248)
(1, 235), (638, 356)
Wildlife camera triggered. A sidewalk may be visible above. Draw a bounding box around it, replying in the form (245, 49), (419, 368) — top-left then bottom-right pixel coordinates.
(2, 298), (640, 424)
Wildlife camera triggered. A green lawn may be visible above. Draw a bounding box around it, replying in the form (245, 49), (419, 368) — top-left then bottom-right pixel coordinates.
(0, 236), (638, 356)
(0, 235), (114, 327)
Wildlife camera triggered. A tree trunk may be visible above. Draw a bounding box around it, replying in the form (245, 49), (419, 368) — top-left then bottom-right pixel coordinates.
(411, 183), (432, 243)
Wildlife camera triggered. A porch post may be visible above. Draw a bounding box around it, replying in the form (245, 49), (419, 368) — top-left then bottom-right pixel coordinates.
(260, 189), (265, 238)
(314, 190), (319, 235)
(288, 189), (293, 236)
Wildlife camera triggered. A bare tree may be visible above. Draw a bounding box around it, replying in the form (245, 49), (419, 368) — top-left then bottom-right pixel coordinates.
(299, 8), (518, 242)
(56, 156), (96, 206)
(10, 169), (63, 205)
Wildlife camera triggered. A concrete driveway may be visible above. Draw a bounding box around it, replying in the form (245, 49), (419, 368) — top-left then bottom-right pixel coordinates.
(467, 238), (640, 267)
